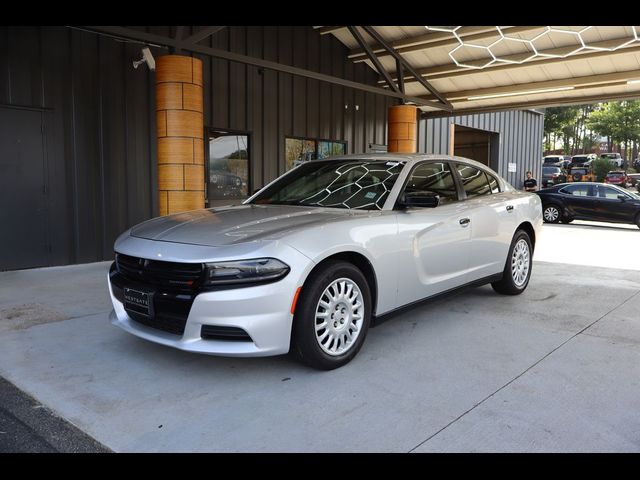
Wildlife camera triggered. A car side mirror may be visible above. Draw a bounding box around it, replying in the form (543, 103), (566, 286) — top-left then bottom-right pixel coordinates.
(617, 194), (627, 202)
(400, 191), (440, 208)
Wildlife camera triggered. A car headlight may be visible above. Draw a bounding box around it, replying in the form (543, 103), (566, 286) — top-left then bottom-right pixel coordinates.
(204, 258), (290, 286)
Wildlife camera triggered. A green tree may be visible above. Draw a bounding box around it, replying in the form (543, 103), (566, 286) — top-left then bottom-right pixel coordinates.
(587, 101), (640, 161)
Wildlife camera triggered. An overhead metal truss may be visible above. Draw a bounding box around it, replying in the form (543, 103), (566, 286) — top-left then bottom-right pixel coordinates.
(81, 26), (451, 111)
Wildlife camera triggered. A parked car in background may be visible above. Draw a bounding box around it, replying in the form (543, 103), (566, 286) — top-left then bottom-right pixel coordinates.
(569, 153), (597, 168)
(108, 154), (542, 370)
(604, 171), (629, 187)
(536, 182), (640, 228)
(633, 157), (640, 170)
(600, 152), (623, 168)
(543, 155), (565, 167)
(541, 166), (567, 187)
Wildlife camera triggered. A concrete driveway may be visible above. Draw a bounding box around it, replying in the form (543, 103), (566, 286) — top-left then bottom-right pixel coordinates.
(0, 222), (639, 452)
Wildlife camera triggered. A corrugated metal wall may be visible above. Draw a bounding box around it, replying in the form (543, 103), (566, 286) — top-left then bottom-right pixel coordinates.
(0, 26), (395, 268)
(418, 110), (545, 188)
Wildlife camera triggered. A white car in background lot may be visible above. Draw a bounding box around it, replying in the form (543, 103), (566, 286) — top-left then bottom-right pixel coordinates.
(108, 154), (542, 370)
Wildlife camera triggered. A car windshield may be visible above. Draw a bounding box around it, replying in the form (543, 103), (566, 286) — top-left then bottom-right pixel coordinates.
(249, 159), (405, 210)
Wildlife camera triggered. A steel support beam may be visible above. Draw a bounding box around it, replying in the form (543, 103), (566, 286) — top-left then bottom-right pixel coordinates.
(416, 69), (640, 103)
(361, 26), (452, 110)
(382, 40), (640, 86)
(314, 26), (346, 35)
(83, 26), (449, 110)
(182, 26), (226, 45)
(422, 90), (640, 118)
(347, 26), (400, 94)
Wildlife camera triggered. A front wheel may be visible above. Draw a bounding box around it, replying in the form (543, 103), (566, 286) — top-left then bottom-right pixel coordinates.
(291, 260), (372, 370)
(492, 230), (533, 295)
(542, 204), (562, 223)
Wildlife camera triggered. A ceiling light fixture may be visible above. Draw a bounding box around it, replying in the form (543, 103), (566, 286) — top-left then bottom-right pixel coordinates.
(467, 86), (575, 101)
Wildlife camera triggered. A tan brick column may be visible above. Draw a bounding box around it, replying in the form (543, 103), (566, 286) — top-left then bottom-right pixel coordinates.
(156, 55), (205, 215)
(387, 104), (417, 153)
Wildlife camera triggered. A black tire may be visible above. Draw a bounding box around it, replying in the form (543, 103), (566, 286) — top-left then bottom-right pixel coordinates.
(291, 260), (372, 370)
(542, 204), (562, 223)
(635, 213), (640, 230)
(491, 230), (533, 295)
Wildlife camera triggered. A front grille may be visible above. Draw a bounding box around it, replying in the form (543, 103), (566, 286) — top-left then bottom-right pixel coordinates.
(110, 262), (196, 336)
(116, 253), (204, 292)
(201, 325), (253, 342)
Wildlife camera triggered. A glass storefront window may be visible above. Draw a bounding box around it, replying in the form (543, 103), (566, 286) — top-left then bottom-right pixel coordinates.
(285, 137), (346, 171)
(208, 132), (249, 202)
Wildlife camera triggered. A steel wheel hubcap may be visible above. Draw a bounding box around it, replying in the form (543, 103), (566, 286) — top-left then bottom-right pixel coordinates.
(544, 207), (559, 222)
(511, 239), (530, 287)
(314, 278), (364, 356)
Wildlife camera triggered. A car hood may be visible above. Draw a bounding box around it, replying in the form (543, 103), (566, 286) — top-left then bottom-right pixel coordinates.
(130, 204), (352, 247)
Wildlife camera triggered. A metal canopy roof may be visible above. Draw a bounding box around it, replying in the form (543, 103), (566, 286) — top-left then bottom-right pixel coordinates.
(316, 26), (640, 117)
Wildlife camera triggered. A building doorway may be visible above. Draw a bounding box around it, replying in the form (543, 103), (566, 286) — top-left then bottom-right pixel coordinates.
(0, 108), (49, 270)
(453, 124), (499, 171)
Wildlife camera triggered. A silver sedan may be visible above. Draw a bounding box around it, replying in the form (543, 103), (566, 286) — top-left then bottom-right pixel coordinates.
(108, 154), (542, 370)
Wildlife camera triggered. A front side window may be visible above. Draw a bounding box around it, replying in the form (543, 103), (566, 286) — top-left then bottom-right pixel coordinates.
(251, 160), (404, 210)
(404, 162), (458, 204)
(598, 185), (625, 199)
(456, 163), (492, 198)
(208, 131), (249, 203)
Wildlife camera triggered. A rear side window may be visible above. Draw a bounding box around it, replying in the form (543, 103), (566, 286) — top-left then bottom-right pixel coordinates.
(404, 162), (458, 204)
(455, 163), (492, 198)
(486, 172), (500, 193)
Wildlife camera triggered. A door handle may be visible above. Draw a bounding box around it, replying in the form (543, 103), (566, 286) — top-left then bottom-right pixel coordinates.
(459, 218), (471, 226)
(506, 205), (514, 212)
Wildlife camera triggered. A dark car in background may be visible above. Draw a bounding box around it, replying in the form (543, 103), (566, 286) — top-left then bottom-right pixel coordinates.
(536, 182), (640, 228)
(541, 166), (567, 188)
(543, 155), (565, 167)
(568, 153), (596, 168)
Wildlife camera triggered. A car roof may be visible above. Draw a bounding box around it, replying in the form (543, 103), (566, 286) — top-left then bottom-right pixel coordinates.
(310, 153), (493, 171)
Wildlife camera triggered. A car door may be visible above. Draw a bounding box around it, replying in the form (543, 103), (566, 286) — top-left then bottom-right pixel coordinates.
(595, 185), (637, 222)
(394, 160), (472, 306)
(454, 163), (518, 282)
(559, 184), (596, 219)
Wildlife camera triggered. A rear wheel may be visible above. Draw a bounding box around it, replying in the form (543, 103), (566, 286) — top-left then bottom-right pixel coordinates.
(291, 260), (372, 370)
(542, 204), (561, 223)
(492, 230), (533, 295)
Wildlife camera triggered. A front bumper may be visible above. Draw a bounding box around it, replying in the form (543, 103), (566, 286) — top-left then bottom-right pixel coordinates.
(109, 281), (295, 357)
(107, 239), (314, 357)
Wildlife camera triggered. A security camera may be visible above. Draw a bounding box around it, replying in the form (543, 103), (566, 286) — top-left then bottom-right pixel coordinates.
(133, 47), (155, 71)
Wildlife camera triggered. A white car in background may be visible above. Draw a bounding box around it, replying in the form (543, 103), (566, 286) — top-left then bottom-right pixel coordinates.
(108, 154), (542, 370)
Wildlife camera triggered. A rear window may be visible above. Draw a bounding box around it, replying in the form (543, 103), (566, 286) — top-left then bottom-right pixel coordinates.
(570, 169), (587, 175)
(607, 172), (623, 177)
(543, 167), (560, 174)
(571, 156), (589, 161)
